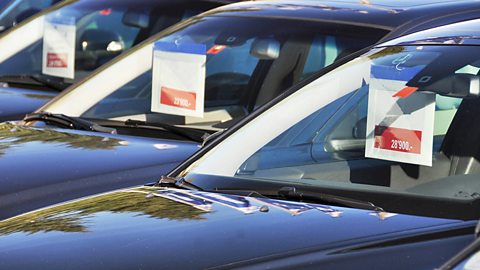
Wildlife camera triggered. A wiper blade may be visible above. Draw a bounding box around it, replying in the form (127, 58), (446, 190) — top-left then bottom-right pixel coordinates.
(0, 75), (69, 91)
(278, 186), (384, 212)
(156, 176), (203, 191)
(125, 119), (208, 143)
(24, 112), (117, 134)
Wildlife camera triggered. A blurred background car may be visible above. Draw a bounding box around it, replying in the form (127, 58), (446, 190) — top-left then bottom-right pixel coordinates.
(2, 17), (480, 269)
(0, 0), (64, 33)
(0, 0), (238, 121)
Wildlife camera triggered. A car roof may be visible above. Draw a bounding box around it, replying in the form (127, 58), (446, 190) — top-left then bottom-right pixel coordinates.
(380, 18), (480, 47)
(207, 0), (480, 37)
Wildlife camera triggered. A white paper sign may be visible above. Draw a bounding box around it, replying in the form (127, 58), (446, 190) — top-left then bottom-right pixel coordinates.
(42, 15), (76, 79)
(365, 62), (436, 166)
(151, 41), (206, 118)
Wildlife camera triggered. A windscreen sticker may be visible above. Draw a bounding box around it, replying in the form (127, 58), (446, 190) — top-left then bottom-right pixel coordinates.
(151, 41), (206, 118)
(42, 15), (76, 79)
(365, 60), (435, 166)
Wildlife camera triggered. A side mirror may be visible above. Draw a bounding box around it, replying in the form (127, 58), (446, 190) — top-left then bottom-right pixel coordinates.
(416, 74), (480, 98)
(250, 38), (280, 60)
(122, 10), (149, 29)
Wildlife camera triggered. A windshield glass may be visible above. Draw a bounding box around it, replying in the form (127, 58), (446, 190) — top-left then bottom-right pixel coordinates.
(44, 15), (387, 131)
(184, 45), (480, 219)
(0, 0), (208, 89)
(0, 0), (60, 32)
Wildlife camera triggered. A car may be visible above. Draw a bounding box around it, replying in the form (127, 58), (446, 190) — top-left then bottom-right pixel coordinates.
(1, 0), (480, 220)
(0, 0), (64, 33)
(2, 0), (480, 122)
(0, 0), (237, 121)
(2, 14), (480, 270)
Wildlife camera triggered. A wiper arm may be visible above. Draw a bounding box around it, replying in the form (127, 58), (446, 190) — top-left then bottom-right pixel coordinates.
(125, 119), (208, 143)
(278, 186), (384, 212)
(24, 112), (117, 134)
(156, 176), (203, 191)
(0, 75), (68, 91)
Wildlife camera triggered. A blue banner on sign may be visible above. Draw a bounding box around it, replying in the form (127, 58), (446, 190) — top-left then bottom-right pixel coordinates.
(154, 41), (206, 55)
(46, 14), (76, 25)
(371, 64), (423, 82)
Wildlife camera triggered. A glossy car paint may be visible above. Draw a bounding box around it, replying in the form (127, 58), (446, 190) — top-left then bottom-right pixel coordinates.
(5, 0), (480, 121)
(0, 87), (55, 121)
(0, 123), (199, 220)
(0, 187), (474, 269)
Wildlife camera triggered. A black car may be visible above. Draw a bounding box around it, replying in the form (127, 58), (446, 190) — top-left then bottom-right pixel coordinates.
(2, 0), (480, 220)
(2, 17), (480, 269)
(0, 0), (236, 121)
(0, 0), (64, 33)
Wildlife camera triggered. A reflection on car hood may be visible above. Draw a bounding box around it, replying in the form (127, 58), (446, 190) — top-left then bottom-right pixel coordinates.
(0, 86), (56, 121)
(0, 122), (199, 220)
(0, 187), (474, 269)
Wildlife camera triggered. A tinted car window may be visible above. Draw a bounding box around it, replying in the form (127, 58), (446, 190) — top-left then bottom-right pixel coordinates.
(79, 16), (386, 130)
(185, 45), (480, 219)
(0, 0), (59, 31)
(0, 0), (211, 85)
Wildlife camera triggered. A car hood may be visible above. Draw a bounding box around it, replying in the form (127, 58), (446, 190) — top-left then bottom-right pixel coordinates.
(0, 122), (199, 219)
(0, 86), (56, 121)
(0, 187), (474, 270)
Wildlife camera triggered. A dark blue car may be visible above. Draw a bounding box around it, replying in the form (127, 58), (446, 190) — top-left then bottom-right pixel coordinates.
(0, 0), (236, 121)
(2, 0), (480, 222)
(2, 17), (480, 269)
(0, 0), (63, 33)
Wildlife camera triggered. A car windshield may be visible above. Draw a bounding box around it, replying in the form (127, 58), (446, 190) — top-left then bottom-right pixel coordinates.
(184, 44), (480, 220)
(43, 15), (387, 131)
(0, 0), (210, 89)
(0, 0), (60, 32)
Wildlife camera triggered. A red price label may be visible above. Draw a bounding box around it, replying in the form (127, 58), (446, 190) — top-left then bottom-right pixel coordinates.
(160, 86), (196, 111)
(47, 53), (68, 68)
(374, 125), (422, 154)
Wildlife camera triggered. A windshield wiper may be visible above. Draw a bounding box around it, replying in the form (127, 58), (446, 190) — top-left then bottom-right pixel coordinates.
(0, 75), (69, 91)
(24, 112), (117, 134)
(277, 186), (384, 212)
(124, 119), (208, 143)
(156, 176), (203, 191)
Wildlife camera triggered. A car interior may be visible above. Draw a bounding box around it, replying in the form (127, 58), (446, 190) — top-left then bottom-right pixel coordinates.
(236, 47), (480, 202)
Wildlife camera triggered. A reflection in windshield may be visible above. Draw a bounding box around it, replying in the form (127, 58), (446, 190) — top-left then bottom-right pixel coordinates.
(0, 188), (206, 235)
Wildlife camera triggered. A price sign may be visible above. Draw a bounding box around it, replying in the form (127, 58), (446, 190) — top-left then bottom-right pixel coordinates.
(151, 41), (206, 118)
(365, 56), (436, 166)
(42, 15), (76, 79)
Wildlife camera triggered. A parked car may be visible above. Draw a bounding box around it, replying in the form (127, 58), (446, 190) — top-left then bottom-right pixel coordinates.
(2, 0), (480, 220)
(0, 0), (64, 33)
(0, 0), (237, 121)
(2, 17), (480, 269)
